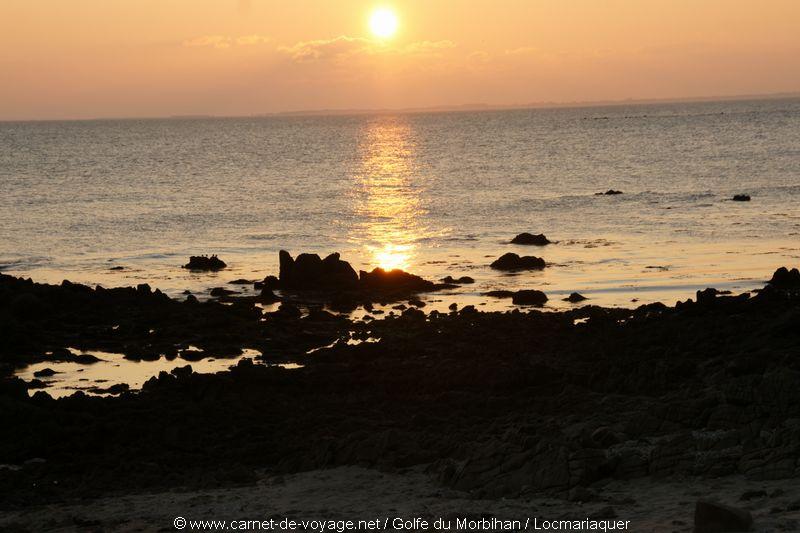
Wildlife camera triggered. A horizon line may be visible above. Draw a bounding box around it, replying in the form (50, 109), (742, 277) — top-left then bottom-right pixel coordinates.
(2, 90), (799, 123)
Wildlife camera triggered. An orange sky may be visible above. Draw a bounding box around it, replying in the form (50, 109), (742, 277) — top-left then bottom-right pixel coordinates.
(1, 0), (799, 120)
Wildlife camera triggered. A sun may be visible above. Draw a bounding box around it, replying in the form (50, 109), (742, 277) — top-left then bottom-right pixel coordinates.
(369, 7), (398, 39)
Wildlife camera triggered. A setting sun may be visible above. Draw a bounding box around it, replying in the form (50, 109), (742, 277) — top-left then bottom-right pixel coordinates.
(369, 7), (398, 39)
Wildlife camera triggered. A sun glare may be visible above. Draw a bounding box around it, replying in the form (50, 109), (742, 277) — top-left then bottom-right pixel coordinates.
(369, 8), (398, 39)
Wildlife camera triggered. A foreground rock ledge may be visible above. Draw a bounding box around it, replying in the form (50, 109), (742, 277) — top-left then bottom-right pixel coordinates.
(1, 267), (800, 508)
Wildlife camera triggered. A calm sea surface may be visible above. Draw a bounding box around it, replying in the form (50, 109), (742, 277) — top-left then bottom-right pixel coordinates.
(2, 98), (800, 312)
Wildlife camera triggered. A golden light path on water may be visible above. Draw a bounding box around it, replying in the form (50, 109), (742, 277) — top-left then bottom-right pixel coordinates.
(352, 116), (427, 271)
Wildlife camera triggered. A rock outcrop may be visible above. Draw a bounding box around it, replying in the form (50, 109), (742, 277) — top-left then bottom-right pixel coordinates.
(510, 233), (551, 246)
(183, 255), (226, 271)
(278, 251), (358, 290)
(490, 253), (546, 271)
(768, 267), (800, 289)
(511, 290), (548, 306)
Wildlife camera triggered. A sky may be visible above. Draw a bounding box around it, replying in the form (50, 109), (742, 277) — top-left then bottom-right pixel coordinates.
(1, 0), (799, 120)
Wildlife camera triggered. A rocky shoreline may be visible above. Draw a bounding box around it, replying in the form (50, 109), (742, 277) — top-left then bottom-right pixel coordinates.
(1, 264), (800, 528)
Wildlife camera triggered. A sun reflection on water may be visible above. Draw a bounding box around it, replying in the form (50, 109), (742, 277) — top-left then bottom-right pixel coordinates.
(352, 117), (426, 271)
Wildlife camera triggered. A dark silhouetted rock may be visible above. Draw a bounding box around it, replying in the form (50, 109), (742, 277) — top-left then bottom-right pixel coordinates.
(70, 352), (101, 364)
(694, 500), (752, 533)
(210, 287), (238, 297)
(510, 233), (551, 245)
(408, 298), (425, 308)
(228, 279), (253, 285)
(595, 190), (623, 195)
(33, 368), (58, 378)
(109, 266), (125, 271)
(255, 275), (280, 291)
(276, 302), (302, 318)
(490, 253), (545, 271)
(278, 251), (358, 290)
(484, 290), (514, 298)
(184, 255), (226, 271)
(696, 288), (721, 304)
(732, 194), (751, 202)
(259, 288), (280, 303)
(564, 292), (587, 303)
(768, 267), (800, 289)
(511, 290), (548, 306)
(441, 275), (475, 284)
(358, 268), (435, 293)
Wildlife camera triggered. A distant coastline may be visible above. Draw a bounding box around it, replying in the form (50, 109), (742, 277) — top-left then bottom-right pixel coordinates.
(2, 91), (799, 123)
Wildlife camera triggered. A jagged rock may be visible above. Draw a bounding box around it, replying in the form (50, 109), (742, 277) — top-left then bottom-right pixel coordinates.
(732, 194), (751, 202)
(183, 255), (226, 271)
(768, 267), (800, 289)
(696, 288), (721, 304)
(510, 233), (551, 246)
(278, 251), (359, 290)
(564, 292), (587, 303)
(511, 290), (548, 306)
(490, 253), (545, 271)
(694, 500), (753, 532)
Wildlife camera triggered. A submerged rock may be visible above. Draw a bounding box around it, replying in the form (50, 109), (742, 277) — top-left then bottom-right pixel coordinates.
(183, 255), (226, 271)
(210, 287), (238, 297)
(732, 194), (751, 202)
(564, 292), (587, 303)
(595, 189), (623, 195)
(359, 268), (435, 293)
(441, 275), (475, 284)
(510, 233), (551, 246)
(511, 289), (548, 306)
(768, 267), (800, 289)
(490, 253), (545, 271)
(693, 500), (752, 533)
(484, 290), (515, 299)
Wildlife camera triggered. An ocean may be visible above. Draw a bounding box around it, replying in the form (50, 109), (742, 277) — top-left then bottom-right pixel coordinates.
(2, 97), (800, 312)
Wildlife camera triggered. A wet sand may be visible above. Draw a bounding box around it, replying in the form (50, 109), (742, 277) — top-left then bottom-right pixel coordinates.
(2, 467), (800, 532)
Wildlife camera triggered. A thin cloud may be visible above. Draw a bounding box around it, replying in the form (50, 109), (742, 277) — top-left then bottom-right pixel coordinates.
(236, 35), (271, 46)
(183, 34), (270, 49)
(183, 35), (233, 49)
(278, 35), (456, 63)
